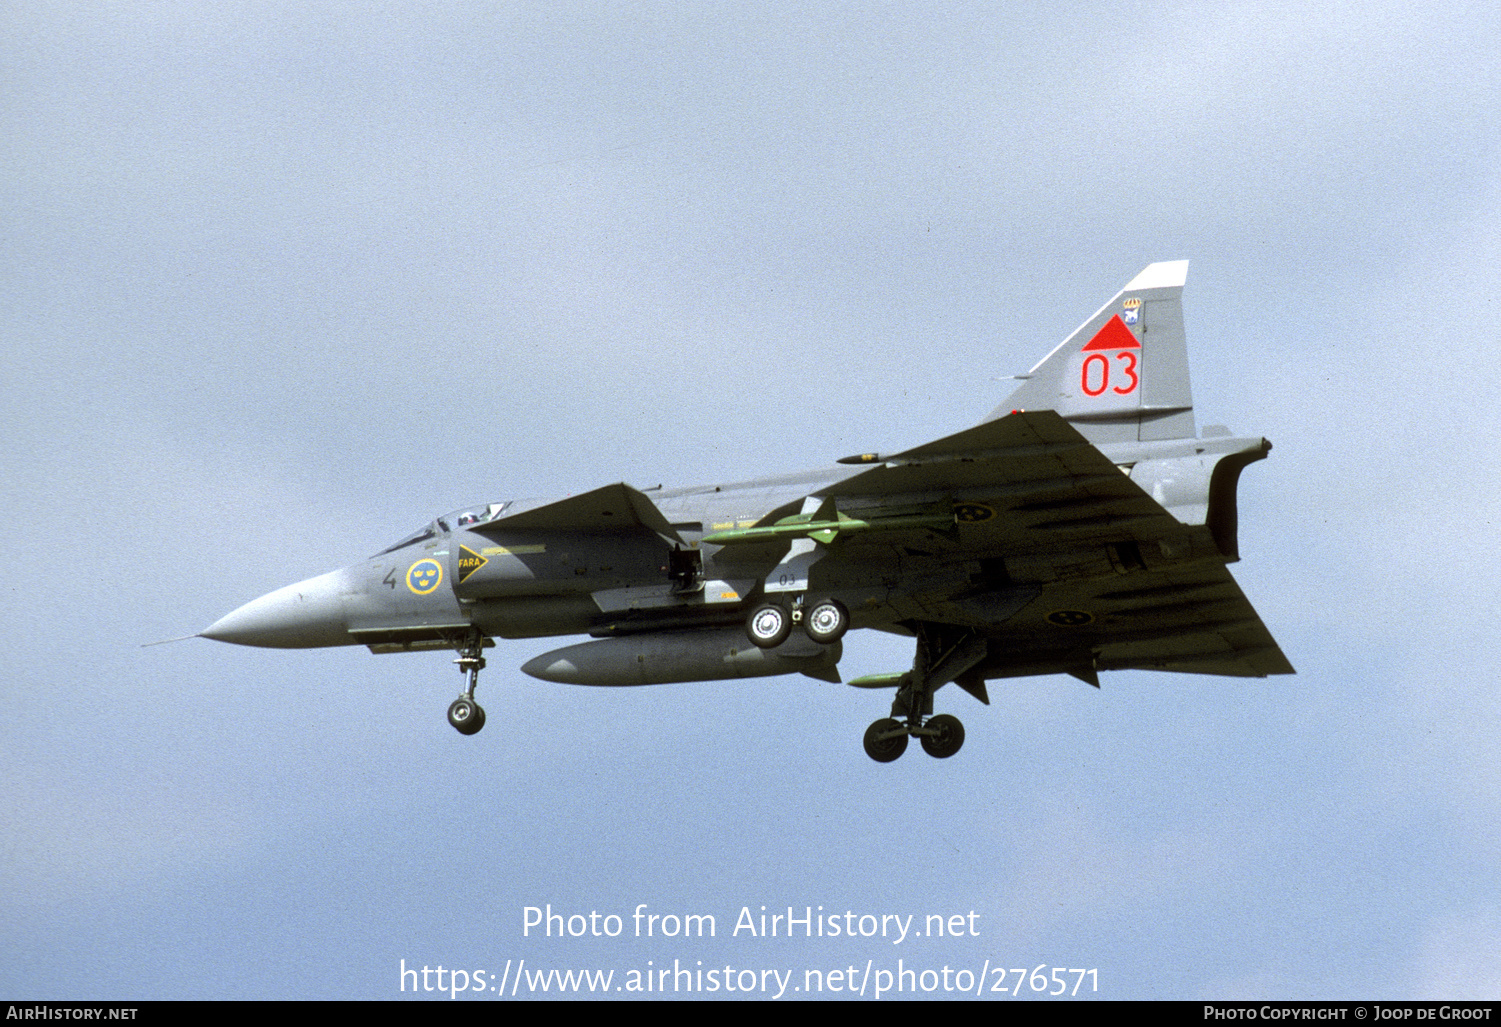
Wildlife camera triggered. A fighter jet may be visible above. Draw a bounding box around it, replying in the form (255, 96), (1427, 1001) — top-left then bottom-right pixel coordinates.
(201, 261), (1292, 761)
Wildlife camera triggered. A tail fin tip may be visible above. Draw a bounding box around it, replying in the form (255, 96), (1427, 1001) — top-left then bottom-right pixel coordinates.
(1124, 260), (1189, 292)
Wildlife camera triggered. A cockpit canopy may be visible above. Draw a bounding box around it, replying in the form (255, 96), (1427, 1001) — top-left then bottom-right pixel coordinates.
(452, 502), (509, 528)
(374, 502), (511, 556)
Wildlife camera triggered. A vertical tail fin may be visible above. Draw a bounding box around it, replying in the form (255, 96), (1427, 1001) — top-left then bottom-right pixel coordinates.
(986, 261), (1195, 444)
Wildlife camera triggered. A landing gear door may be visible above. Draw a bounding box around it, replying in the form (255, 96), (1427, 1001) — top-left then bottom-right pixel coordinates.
(668, 546), (703, 593)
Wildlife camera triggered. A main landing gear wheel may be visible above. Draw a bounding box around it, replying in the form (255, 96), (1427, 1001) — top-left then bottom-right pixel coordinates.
(804, 598), (849, 644)
(746, 603), (792, 649)
(863, 718), (909, 763)
(447, 696), (486, 736)
(919, 713), (964, 759)
(861, 624), (977, 762)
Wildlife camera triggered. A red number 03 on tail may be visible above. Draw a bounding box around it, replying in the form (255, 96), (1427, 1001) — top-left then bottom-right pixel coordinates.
(1080, 348), (1139, 396)
(1078, 313), (1141, 397)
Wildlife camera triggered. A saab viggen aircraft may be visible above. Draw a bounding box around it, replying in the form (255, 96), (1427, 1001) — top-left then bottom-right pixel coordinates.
(200, 261), (1293, 761)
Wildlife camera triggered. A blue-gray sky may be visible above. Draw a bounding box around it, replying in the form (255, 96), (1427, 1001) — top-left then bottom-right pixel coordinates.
(4, 1), (1500, 1000)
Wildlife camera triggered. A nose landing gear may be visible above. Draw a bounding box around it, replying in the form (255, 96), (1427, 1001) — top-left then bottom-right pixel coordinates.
(447, 632), (488, 735)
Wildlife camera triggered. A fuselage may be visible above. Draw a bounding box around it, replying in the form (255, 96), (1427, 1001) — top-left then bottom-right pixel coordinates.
(201, 432), (1265, 660)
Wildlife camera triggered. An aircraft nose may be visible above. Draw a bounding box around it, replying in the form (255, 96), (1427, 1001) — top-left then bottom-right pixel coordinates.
(201, 569), (353, 648)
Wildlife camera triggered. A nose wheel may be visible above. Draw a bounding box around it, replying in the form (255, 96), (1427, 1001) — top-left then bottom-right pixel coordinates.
(448, 695), (486, 735)
(448, 632), (488, 736)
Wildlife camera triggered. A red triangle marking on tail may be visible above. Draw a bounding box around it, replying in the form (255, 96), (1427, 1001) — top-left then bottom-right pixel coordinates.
(1081, 314), (1140, 351)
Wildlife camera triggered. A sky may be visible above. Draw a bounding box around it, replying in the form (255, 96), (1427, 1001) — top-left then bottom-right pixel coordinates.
(4, 0), (1500, 1002)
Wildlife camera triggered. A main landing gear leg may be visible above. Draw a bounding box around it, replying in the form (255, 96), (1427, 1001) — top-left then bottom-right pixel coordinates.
(447, 631), (488, 736)
(861, 623), (972, 762)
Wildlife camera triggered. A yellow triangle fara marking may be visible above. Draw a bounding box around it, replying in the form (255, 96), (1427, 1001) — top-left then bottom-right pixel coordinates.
(457, 546), (489, 583)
